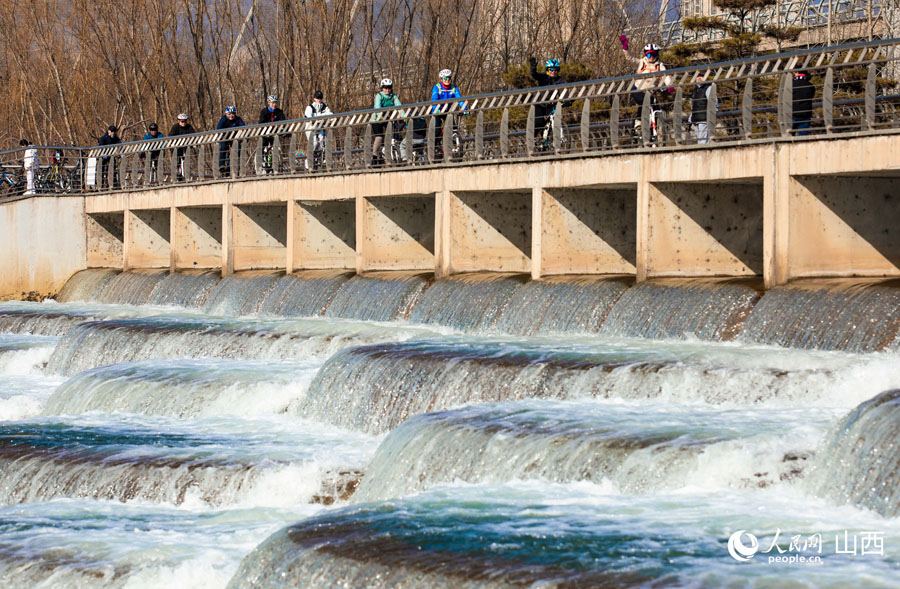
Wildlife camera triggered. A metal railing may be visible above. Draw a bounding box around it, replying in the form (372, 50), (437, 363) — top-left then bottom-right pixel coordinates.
(1, 38), (898, 200)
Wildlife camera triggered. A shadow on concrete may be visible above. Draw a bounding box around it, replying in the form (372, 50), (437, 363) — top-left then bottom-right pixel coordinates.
(370, 196), (435, 255)
(133, 209), (170, 242)
(238, 205), (287, 246)
(89, 212), (124, 243)
(182, 207), (222, 244)
(456, 191), (531, 259)
(300, 200), (356, 251)
(550, 188), (637, 267)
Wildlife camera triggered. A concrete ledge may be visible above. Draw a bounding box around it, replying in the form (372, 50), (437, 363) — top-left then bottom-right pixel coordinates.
(360, 194), (434, 272)
(449, 190), (532, 274)
(125, 209), (170, 269)
(232, 204), (288, 271)
(292, 199), (356, 270)
(174, 206), (222, 270)
(87, 212), (124, 269)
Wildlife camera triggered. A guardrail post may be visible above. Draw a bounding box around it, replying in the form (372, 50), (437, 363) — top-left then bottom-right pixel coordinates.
(255, 139), (264, 175)
(552, 102), (562, 152)
(500, 108), (509, 157)
(239, 139), (249, 178)
(427, 116), (436, 163)
(197, 144), (205, 180)
(742, 79), (753, 140)
(864, 62), (876, 131)
(526, 104), (535, 156)
(404, 119), (412, 165)
(307, 129), (316, 171)
(273, 135), (282, 174)
(824, 67), (834, 133)
(144, 149), (152, 187)
(385, 121), (395, 166)
(325, 129), (334, 170)
(170, 148), (178, 184)
(344, 126), (353, 170)
(707, 83), (717, 142)
(183, 145), (192, 181)
(610, 95), (619, 148)
(641, 92), (651, 145)
(779, 72), (791, 137)
(442, 114), (453, 161)
(475, 110), (484, 159)
(231, 141), (240, 179)
(672, 88), (683, 145)
(580, 98), (590, 152)
(289, 132), (298, 173)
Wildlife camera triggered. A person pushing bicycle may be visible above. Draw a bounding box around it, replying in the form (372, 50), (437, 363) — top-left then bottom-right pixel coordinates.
(621, 36), (672, 133)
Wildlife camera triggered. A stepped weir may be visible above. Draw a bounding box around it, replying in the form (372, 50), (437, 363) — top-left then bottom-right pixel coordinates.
(2, 40), (900, 588)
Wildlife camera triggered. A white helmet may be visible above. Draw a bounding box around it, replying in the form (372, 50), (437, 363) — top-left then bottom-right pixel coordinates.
(267, 94), (278, 102)
(643, 43), (660, 53)
(439, 69), (452, 79)
(380, 78), (393, 88)
(177, 113), (189, 120)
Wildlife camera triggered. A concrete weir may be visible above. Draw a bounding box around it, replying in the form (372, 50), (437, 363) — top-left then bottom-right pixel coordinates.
(2, 134), (900, 299)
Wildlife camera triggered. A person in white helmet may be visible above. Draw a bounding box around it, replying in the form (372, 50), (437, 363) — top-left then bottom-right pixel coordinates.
(620, 37), (672, 129)
(371, 78), (402, 166)
(168, 113), (196, 181)
(430, 69), (464, 160)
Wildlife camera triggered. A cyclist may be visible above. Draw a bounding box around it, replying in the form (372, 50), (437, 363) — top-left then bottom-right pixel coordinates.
(621, 38), (672, 131)
(258, 94), (287, 173)
(304, 90), (333, 170)
(20, 139), (37, 195)
(216, 106), (246, 176)
(168, 113), (197, 181)
(528, 57), (567, 151)
(430, 69), (464, 160)
(371, 78), (402, 166)
(141, 123), (165, 182)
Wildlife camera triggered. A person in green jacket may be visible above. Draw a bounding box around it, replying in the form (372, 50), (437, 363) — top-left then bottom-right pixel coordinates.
(371, 78), (402, 165)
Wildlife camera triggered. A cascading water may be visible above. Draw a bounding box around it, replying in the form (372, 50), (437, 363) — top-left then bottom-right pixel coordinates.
(3, 268), (900, 588)
(258, 272), (352, 317)
(492, 275), (630, 335)
(598, 278), (762, 341)
(810, 389), (900, 517)
(739, 279), (900, 352)
(203, 273), (282, 316)
(407, 273), (525, 330)
(323, 272), (431, 322)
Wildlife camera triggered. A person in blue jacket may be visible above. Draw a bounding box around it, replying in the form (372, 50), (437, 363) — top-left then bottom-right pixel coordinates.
(430, 69), (463, 159)
(141, 123), (164, 182)
(216, 106), (246, 176)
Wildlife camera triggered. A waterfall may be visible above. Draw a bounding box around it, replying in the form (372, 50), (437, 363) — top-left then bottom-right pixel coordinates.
(0, 420), (365, 507)
(0, 307), (103, 336)
(203, 273), (282, 316)
(258, 272), (352, 317)
(407, 273), (526, 330)
(54, 269), (120, 302)
(42, 359), (318, 418)
(598, 278), (761, 341)
(353, 400), (826, 502)
(94, 270), (170, 305)
(146, 271), (221, 308)
(323, 272), (430, 322)
(811, 389), (900, 517)
(492, 276), (630, 335)
(45, 316), (404, 376)
(739, 279), (900, 352)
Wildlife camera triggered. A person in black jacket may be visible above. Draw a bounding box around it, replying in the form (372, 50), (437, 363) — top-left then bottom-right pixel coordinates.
(792, 71), (816, 136)
(258, 95), (287, 172)
(690, 74), (714, 144)
(528, 57), (566, 151)
(216, 106), (246, 176)
(168, 113), (197, 181)
(98, 125), (121, 189)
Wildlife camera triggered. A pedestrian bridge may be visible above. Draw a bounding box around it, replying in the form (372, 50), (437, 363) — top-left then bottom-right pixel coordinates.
(2, 39), (900, 298)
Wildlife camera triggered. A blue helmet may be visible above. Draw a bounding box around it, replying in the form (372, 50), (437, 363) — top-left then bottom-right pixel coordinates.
(545, 58), (560, 70)
(225, 106), (236, 114)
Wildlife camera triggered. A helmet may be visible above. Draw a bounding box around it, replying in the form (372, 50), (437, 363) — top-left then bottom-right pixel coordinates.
(314, 90), (324, 99)
(545, 58), (560, 69)
(439, 69), (452, 79)
(643, 43), (660, 54)
(380, 78), (393, 88)
(177, 113), (189, 120)
(267, 95), (278, 103)
(225, 106), (236, 114)
(148, 123), (158, 131)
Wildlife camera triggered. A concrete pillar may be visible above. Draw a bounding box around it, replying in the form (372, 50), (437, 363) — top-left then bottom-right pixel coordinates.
(448, 190), (532, 274)
(359, 194), (435, 272)
(222, 203), (233, 276)
(538, 186), (637, 277)
(173, 206), (223, 270)
(531, 186), (543, 279)
(435, 189), (452, 278)
(86, 212), (124, 269)
(643, 181), (764, 278)
(125, 208), (170, 269)
(292, 199), (356, 270)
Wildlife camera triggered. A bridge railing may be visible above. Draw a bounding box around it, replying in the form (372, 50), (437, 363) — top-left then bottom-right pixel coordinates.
(1, 38), (898, 199)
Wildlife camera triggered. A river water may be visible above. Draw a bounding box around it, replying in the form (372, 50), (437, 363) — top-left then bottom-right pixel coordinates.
(1, 270), (899, 588)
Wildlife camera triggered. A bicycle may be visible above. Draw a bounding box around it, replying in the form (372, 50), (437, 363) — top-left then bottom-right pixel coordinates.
(0, 168), (25, 198)
(36, 151), (70, 193)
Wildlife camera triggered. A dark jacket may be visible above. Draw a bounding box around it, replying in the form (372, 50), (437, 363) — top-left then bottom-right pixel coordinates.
(168, 122), (197, 137)
(792, 75), (815, 119)
(691, 84), (711, 123)
(98, 133), (121, 147)
(529, 62), (566, 88)
(258, 107), (286, 125)
(217, 115), (246, 130)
